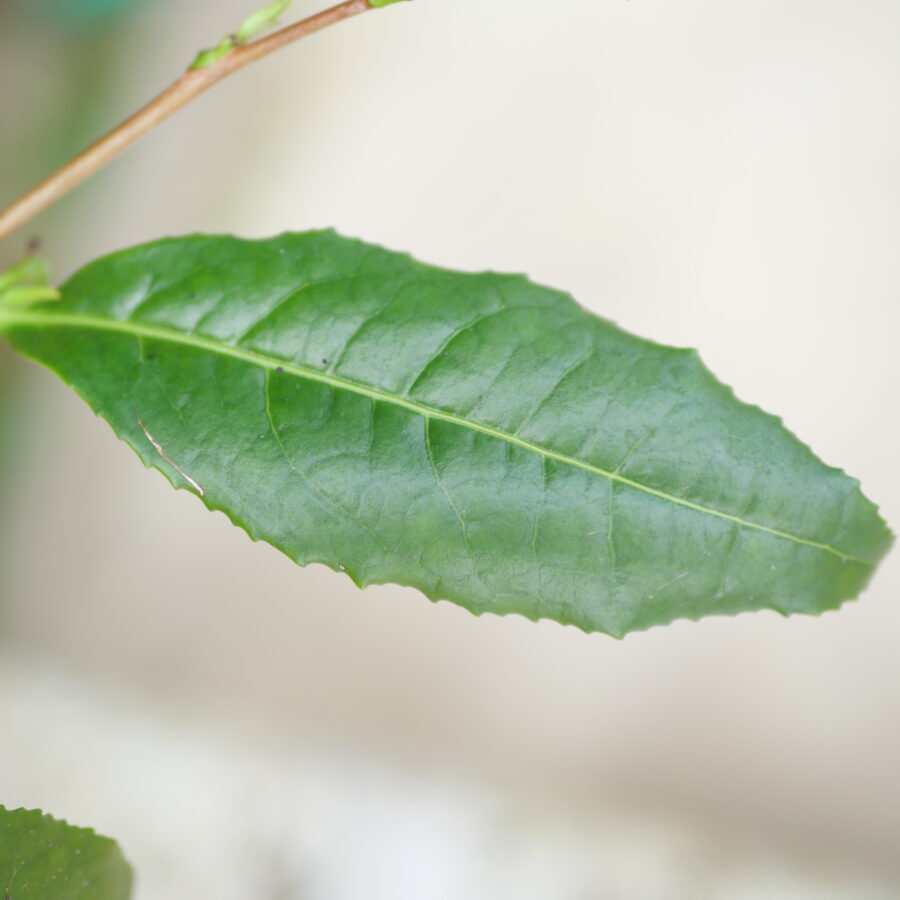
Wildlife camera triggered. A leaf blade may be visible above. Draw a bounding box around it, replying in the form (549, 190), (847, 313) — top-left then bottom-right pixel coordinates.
(0, 806), (133, 900)
(2, 231), (891, 635)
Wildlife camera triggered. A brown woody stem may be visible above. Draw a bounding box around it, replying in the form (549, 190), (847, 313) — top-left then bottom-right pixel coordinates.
(0, 0), (373, 244)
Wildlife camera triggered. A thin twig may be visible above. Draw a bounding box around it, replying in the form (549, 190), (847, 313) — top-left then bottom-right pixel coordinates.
(0, 0), (373, 243)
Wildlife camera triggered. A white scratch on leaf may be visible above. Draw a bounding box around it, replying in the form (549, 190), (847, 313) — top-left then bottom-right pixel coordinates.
(138, 418), (205, 496)
(649, 571), (689, 598)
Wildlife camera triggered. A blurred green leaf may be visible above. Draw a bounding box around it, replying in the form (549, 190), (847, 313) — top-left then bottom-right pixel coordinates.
(0, 352), (12, 512)
(17, 0), (153, 28)
(0, 806), (133, 900)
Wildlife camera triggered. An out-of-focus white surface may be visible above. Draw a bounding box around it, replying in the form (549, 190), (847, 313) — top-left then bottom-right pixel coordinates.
(1, 0), (899, 896)
(2, 655), (898, 900)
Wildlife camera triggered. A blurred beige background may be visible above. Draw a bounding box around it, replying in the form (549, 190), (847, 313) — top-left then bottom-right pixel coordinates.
(0, 0), (898, 897)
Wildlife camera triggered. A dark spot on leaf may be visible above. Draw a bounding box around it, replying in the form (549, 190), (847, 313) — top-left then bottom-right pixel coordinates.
(276, 366), (284, 374)
(322, 358), (329, 366)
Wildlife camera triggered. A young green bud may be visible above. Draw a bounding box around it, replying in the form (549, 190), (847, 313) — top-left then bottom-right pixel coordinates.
(0, 256), (60, 321)
(190, 36), (236, 71)
(235, 0), (294, 44)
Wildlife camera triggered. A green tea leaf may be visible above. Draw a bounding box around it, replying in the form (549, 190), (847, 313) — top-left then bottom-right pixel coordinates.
(0, 232), (891, 636)
(0, 806), (133, 900)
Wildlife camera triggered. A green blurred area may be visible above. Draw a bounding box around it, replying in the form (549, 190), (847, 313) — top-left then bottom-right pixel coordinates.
(15, 0), (153, 29)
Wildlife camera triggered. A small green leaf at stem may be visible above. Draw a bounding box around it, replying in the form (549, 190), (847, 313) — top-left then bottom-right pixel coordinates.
(0, 256), (61, 309)
(236, 0), (294, 43)
(368, 0), (411, 6)
(190, 35), (236, 70)
(0, 256), (53, 294)
(0, 285), (62, 306)
(190, 0), (298, 70)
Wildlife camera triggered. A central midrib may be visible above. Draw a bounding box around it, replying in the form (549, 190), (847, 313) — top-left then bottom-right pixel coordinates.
(7, 309), (871, 565)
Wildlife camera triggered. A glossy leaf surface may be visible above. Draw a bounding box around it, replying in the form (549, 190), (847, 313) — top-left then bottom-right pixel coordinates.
(0, 232), (891, 635)
(0, 806), (132, 900)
